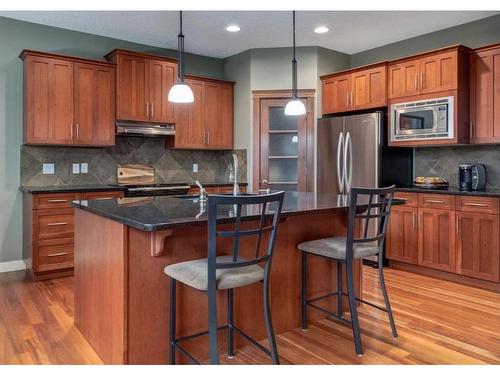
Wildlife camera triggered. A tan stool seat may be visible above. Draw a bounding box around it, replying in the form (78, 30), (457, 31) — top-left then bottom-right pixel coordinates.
(298, 236), (379, 260)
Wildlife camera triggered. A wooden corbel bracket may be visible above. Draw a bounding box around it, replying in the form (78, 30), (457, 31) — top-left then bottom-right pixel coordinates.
(150, 229), (173, 257)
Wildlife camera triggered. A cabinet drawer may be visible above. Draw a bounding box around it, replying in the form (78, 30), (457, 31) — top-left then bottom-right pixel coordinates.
(34, 193), (81, 209)
(36, 210), (74, 240)
(418, 194), (455, 209)
(36, 239), (74, 272)
(82, 191), (124, 200)
(455, 196), (499, 214)
(394, 192), (418, 207)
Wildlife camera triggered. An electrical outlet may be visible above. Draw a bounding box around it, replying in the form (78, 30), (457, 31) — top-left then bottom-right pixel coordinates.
(72, 163), (80, 174)
(42, 163), (55, 175)
(193, 163), (199, 173)
(81, 163), (88, 174)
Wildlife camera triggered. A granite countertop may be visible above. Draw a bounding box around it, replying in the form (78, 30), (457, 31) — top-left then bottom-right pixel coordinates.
(72, 191), (405, 232)
(20, 182), (248, 194)
(395, 186), (500, 198)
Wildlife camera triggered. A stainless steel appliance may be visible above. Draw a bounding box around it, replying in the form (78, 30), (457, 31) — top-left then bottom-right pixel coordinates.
(390, 96), (453, 142)
(115, 183), (190, 197)
(459, 164), (487, 191)
(317, 112), (413, 196)
(116, 121), (175, 137)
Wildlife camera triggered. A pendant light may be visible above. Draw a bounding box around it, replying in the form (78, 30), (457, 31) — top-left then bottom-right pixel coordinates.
(284, 11), (306, 116)
(168, 11), (194, 103)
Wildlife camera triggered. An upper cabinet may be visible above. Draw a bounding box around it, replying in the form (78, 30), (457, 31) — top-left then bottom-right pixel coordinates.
(469, 43), (500, 144)
(166, 75), (234, 150)
(388, 47), (464, 99)
(105, 49), (177, 124)
(21, 50), (116, 146)
(321, 62), (387, 115)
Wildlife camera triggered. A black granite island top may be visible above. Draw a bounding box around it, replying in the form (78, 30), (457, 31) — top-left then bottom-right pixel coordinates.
(396, 186), (500, 198)
(72, 192), (405, 232)
(20, 184), (127, 194)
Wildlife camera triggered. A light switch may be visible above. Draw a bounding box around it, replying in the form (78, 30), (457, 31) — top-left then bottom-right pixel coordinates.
(42, 163), (55, 175)
(81, 163), (88, 174)
(193, 163), (199, 173)
(72, 163), (80, 174)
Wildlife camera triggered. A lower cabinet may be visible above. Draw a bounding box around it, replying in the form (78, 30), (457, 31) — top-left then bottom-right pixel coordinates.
(456, 212), (500, 282)
(387, 192), (500, 284)
(23, 190), (124, 280)
(418, 208), (456, 273)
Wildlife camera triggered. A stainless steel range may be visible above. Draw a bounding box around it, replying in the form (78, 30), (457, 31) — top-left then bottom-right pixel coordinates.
(116, 183), (190, 197)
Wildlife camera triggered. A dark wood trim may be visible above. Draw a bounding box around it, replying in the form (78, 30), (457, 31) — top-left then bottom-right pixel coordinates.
(320, 61), (388, 81)
(252, 89), (316, 99)
(19, 49), (115, 67)
(388, 44), (470, 65)
(252, 90), (315, 192)
(104, 48), (178, 64)
(389, 260), (500, 293)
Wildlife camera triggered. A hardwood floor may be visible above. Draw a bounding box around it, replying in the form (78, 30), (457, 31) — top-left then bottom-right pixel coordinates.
(1, 266), (499, 364)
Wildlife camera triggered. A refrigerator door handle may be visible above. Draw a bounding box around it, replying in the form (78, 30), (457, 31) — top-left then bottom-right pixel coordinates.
(344, 131), (353, 193)
(337, 132), (345, 193)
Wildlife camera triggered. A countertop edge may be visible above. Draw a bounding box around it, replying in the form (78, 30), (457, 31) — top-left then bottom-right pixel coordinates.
(395, 186), (500, 198)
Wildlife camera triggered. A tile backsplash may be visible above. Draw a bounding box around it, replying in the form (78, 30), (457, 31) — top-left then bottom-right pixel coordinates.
(21, 137), (247, 187)
(415, 145), (500, 188)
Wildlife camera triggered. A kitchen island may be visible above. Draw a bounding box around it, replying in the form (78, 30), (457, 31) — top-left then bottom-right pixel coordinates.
(72, 192), (400, 364)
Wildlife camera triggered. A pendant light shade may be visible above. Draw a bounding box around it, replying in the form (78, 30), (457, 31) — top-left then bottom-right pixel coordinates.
(168, 11), (194, 103)
(285, 11), (306, 116)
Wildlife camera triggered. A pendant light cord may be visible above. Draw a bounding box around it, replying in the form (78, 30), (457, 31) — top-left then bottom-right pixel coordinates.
(292, 10), (298, 99)
(177, 11), (185, 82)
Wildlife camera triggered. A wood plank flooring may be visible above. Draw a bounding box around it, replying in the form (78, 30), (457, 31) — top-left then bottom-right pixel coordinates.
(1, 265), (499, 364)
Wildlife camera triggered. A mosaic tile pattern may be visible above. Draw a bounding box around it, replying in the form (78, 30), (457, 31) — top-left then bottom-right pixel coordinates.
(21, 137), (247, 187)
(415, 145), (500, 188)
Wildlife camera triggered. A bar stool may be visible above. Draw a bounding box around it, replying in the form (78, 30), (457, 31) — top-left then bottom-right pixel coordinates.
(164, 191), (285, 365)
(297, 186), (397, 356)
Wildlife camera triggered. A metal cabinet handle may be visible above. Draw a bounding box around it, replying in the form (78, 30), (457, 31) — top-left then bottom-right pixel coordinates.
(470, 120), (474, 139)
(350, 92), (354, 108)
(146, 103), (150, 118)
(420, 72), (424, 90)
(465, 202), (488, 207)
(47, 252), (69, 257)
(70, 123), (74, 140)
(418, 212), (422, 229)
(47, 222), (68, 226)
(76, 123), (79, 140)
(415, 74), (418, 90)
(426, 199), (445, 204)
(346, 92), (349, 107)
(456, 216), (460, 236)
(207, 131), (210, 145)
(47, 199), (68, 203)
(151, 103), (154, 118)
(412, 212), (417, 229)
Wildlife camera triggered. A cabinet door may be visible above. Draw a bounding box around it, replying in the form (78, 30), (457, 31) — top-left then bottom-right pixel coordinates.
(25, 55), (74, 144)
(386, 206), (419, 264)
(322, 74), (351, 114)
(419, 51), (458, 95)
(171, 78), (205, 148)
(470, 48), (500, 144)
(116, 54), (149, 121)
(388, 60), (420, 99)
(149, 59), (176, 123)
(74, 63), (115, 146)
(418, 208), (456, 273)
(456, 212), (500, 282)
(215, 83), (233, 149)
(351, 66), (387, 110)
(203, 82), (219, 148)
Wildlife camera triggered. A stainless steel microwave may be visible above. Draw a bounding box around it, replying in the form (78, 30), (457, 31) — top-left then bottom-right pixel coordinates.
(390, 96), (454, 142)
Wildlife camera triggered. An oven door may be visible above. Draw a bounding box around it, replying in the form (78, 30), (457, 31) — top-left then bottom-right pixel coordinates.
(395, 105), (440, 136)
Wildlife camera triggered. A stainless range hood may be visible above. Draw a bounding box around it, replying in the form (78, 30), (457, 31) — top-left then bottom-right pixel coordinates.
(116, 121), (175, 137)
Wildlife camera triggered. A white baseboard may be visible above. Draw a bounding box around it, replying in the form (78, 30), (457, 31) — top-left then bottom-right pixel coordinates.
(0, 260), (26, 273)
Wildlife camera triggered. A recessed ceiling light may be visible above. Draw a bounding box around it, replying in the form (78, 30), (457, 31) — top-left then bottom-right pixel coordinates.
(314, 26), (329, 34)
(225, 24), (241, 32)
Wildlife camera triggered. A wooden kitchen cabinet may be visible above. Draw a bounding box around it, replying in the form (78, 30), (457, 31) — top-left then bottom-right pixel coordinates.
(418, 208), (456, 273)
(321, 62), (387, 114)
(469, 43), (500, 144)
(456, 212), (500, 282)
(388, 59), (420, 99)
(386, 205), (419, 265)
(21, 50), (116, 146)
(23, 190), (124, 280)
(166, 75), (234, 150)
(74, 62), (115, 146)
(419, 51), (458, 94)
(106, 49), (177, 123)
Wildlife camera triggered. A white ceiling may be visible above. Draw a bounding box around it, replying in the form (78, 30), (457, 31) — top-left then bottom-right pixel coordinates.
(1, 11), (498, 58)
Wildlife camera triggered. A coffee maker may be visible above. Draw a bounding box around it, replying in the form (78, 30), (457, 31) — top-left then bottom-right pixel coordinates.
(458, 164), (487, 190)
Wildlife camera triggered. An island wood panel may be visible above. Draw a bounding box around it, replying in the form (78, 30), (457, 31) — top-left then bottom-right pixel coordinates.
(74, 209), (127, 365)
(74, 209), (360, 364)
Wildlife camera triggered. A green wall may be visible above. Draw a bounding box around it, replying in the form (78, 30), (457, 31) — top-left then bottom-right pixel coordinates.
(351, 13), (500, 67)
(0, 16), (224, 264)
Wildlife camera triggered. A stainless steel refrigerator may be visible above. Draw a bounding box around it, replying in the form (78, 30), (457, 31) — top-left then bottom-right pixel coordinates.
(317, 111), (413, 196)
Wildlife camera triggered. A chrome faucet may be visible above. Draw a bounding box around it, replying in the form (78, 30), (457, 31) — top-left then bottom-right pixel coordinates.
(195, 180), (207, 203)
(232, 153), (240, 195)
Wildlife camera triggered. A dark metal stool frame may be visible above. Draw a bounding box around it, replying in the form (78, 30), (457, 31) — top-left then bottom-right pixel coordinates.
(299, 186), (398, 356)
(168, 191), (285, 365)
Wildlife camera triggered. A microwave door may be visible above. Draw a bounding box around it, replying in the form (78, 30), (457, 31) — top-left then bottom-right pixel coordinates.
(397, 107), (436, 135)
